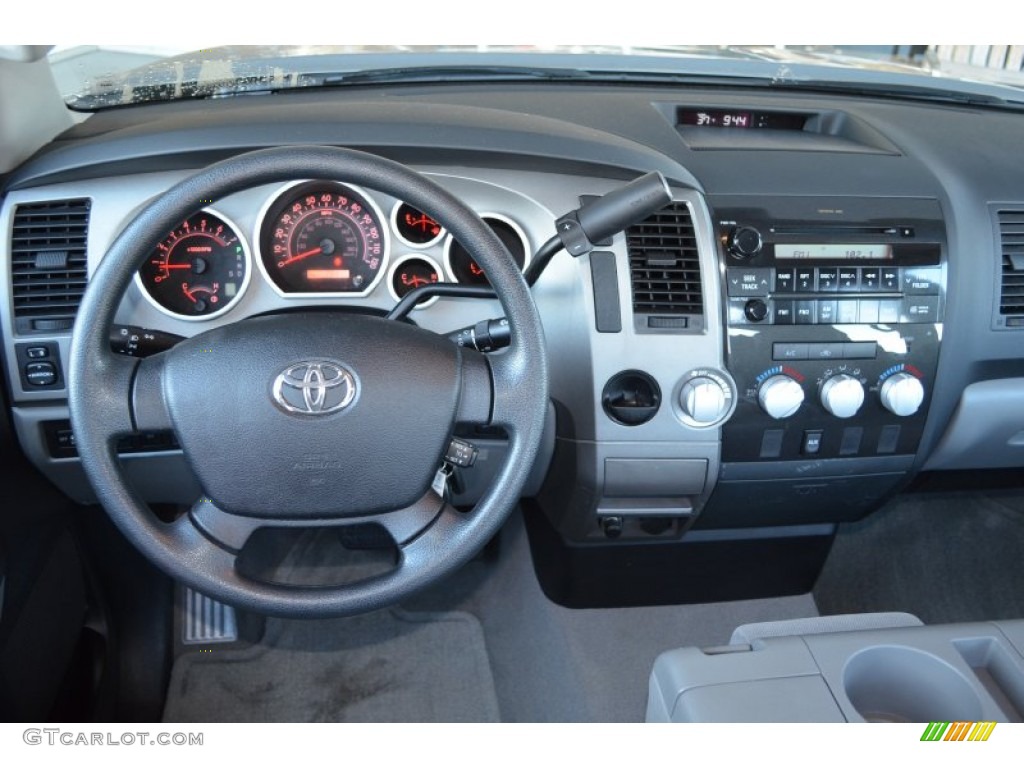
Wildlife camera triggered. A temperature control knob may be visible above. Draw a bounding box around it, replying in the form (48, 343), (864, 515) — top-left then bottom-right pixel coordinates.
(680, 377), (729, 425)
(880, 372), (925, 416)
(820, 374), (865, 418)
(758, 375), (805, 419)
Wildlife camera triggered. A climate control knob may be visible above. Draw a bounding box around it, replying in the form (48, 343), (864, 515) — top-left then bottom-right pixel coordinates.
(820, 374), (865, 418)
(758, 375), (805, 419)
(880, 372), (925, 416)
(680, 377), (729, 425)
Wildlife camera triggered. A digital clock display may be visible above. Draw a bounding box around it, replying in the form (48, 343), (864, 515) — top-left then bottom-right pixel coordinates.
(677, 109), (808, 131)
(775, 244), (894, 260)
(681, 110), (752, 128)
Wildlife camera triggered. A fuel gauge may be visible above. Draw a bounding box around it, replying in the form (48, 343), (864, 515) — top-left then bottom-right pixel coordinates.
(136, 210), (250, 320)
(392, 202), (445, 247)
(388, 255), (443, 308)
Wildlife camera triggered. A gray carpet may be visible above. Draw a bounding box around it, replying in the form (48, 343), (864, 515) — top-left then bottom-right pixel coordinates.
(404, 513), (818, 722)
(163, 511), (820, 723)
(815, 489), (1024, 624)
(163, 608), (500, 722)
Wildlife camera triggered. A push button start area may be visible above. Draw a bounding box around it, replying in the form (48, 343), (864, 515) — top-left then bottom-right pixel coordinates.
(153, 312), (466, 519)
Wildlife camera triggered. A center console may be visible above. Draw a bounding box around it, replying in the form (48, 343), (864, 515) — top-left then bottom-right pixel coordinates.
(648, 616), (1024, 723)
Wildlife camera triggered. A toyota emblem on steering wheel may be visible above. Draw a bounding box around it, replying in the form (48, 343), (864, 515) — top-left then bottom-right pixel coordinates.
(272, 361), (357, 416)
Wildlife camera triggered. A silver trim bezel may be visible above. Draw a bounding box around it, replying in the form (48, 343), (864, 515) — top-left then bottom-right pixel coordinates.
(132, 206), (253, 323)
(253, 179), (391, 299)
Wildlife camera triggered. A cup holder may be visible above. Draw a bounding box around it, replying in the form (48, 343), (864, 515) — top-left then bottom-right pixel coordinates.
(843, 645), (984, 723)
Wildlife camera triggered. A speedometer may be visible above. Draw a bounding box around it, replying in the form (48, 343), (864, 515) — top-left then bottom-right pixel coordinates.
(258, 181), (388, 296)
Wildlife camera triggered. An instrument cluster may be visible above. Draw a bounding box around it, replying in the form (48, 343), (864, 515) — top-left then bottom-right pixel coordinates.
(135, 180), (531, 320)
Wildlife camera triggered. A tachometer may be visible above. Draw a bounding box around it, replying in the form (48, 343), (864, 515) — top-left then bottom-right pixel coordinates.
(258, 181), (388, 295)
(136, 210), (250, 320)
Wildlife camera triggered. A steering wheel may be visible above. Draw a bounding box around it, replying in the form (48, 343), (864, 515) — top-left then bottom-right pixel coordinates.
(68, 146), (549, 618)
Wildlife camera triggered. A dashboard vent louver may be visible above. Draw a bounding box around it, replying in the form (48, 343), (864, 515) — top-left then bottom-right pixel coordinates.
(626, 201), (703, 327)
(997, 210), (1024, 325)
(10, 199), (90, 330)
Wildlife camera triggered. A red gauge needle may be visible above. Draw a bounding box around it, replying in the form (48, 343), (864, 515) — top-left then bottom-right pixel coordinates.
(162, 264), (192, 270)
(278, 247), (323, 267)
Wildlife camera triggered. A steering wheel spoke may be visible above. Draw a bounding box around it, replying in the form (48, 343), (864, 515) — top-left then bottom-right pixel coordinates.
(70, 350), (141, 442)
(131, 350), (175, 432)
(187, 489), (448, 555)
(485, 349), (537, 432)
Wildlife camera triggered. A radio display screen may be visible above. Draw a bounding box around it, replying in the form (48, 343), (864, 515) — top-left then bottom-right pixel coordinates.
(775, 244), (894, 260)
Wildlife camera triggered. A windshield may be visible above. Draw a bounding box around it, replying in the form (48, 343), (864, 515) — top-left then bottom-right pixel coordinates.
(48, 45), (1024, 110)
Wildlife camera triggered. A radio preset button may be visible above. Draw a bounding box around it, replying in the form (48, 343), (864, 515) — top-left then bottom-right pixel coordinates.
(838, 268), (859, 292)
(795, 269), (815, 292)
(774, 268), (795, 293)
(816, 267), (839, 292)
(860, 268), (881, 290)
(881, 268), (900, 290)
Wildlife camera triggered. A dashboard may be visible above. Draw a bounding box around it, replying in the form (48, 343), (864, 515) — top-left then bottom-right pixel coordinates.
(2, 80), (1024, 607)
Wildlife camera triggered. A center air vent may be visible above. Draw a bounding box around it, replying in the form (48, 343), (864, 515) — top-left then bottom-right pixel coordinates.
(626, 202), (703, 332)
(996, 209), (1024, 328)
(10, 199), (90, 333)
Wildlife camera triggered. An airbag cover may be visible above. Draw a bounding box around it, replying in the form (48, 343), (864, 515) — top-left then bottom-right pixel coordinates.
(160, 312), (462, 518)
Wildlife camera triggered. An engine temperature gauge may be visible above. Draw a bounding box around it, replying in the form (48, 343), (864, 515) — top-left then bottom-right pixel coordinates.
(136, 210), (250, 320)
(388, 255), (443, 308)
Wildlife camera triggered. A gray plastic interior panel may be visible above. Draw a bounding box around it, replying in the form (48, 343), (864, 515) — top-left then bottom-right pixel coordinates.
(730, 612), (922, 645)
(648, 619), (1024, 723)
(924, 378), (1024, 470)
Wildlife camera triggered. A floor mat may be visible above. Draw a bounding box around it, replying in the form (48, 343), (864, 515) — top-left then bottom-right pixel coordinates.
(163, 608), (499, 723)
(815, 489), (1024, 624)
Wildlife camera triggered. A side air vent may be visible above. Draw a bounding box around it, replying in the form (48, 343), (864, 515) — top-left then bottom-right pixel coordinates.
(626, 201), (703, 332)
(10, 199), (91, 333)
(997, 210), (1024, 327)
